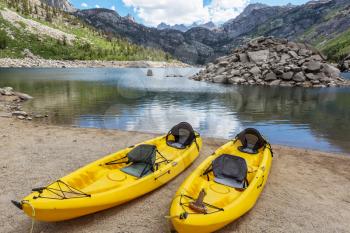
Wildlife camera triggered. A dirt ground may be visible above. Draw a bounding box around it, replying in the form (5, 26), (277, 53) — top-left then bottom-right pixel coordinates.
(0, 117), (349, 233)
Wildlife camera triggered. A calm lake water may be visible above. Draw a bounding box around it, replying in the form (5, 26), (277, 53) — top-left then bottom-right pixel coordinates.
(0, 68), (349, 154)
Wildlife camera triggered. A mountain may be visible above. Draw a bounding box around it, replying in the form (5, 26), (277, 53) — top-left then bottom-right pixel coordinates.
(5, 0), (348, 65)
(0, 0), (169, 61)
(157, 21), (217, 32)
(75, 1), (350, 64)
(157, 23), (189, 32)
(40, 0), (75, 12)
(75, 8), (227, 64)
(222, 3), (294, 38)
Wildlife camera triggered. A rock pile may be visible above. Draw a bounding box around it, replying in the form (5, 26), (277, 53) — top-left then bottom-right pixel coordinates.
(192, 37), (349, 87)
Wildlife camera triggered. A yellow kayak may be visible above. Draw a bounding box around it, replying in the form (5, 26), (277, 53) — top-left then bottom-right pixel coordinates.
(12, 122), (202, 222)
(170, 128), (273, 233)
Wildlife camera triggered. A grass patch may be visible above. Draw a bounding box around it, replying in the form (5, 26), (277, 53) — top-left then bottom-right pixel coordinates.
(319, 28), (350, 62)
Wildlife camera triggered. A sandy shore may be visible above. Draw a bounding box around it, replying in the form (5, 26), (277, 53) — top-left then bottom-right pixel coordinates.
(0, 58), (190, 68)
(0, 117), (349, 233)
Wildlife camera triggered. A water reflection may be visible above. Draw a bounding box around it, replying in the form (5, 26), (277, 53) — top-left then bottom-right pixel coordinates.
(0, 68), (349, 153)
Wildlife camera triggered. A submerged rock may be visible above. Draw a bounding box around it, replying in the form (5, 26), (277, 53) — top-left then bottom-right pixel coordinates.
(191, 37), (348, 87)
(146, 69), (153, 76)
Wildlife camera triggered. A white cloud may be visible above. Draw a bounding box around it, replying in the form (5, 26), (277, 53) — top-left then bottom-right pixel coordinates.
(95, 4), (100, 8)
(122, 0), (249, 26)
(81, 2), (88, 8)
(111, 5), (116, 11)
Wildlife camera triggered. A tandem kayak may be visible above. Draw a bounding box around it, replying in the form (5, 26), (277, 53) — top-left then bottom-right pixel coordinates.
(170, 128), (273, 233)
(12, 122), (202, 222)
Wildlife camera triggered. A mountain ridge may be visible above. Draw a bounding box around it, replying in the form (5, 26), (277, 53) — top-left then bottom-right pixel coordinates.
(2, 0), (350, 65)
(157, 21), (217, 32)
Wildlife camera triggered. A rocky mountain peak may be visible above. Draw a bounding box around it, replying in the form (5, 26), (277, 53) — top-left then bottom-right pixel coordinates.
(235, 3), (269, 19)
(40, 0), (75, 12)
(222, 4), (293, 38)
(157, 21), (217, 32)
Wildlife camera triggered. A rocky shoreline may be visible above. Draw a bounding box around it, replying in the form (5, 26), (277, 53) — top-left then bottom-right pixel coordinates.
(0, 58), (190, 68)
(192, 37), (349, 88)
(0, 87), (43, 121)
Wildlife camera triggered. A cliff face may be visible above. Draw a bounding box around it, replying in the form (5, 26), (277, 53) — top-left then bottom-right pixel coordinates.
(222, 4), (293, 38)
(40, 0), (75, 12)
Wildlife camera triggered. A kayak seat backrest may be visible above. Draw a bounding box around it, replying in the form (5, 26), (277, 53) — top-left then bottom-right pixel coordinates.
(236, 128), (267, 154)
(166, 122), (196, 149)
(212, 154), (248, 189)
(121, 144), (156, 178)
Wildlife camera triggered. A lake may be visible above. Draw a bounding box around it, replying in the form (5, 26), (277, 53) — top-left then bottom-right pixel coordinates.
(0, 68), (349, 154)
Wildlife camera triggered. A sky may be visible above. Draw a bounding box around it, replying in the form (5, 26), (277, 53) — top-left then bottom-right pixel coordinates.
(70, 0), (309, 26)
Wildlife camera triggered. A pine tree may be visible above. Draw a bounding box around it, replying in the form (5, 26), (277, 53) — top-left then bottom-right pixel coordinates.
(23, 0), (29, 15)
(62, 36), (67, 46)
(0, 30), (8, 50)
(45, 5), (52, 22)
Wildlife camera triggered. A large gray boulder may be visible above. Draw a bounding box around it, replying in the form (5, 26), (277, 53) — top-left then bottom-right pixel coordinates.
(305, 61), (321, 73)
(293, 72), (306, 82)
(282, 72), (293, 80)
(265, 72), (277, 81)
(247, 50), (269, 63)
(212, 75), (227, 83)
(322, 64), (340, 79)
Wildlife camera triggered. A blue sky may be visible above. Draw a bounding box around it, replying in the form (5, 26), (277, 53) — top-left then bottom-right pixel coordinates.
(70, 0), (309, 26)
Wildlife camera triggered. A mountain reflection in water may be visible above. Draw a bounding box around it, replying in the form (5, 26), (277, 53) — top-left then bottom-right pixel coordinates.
(0, 68), (349, 154)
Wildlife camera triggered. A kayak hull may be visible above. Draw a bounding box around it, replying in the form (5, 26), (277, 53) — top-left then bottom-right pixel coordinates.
(18, 134), (202, 222)
(170, 139), (272, 233)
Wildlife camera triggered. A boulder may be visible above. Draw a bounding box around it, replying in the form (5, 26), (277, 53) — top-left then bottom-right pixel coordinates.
(218, 61), (229, 67)
(282, 72), (294, 80)
(0, 87), (14, 96)
(305, 61), (321, 73)
(238, 53), (249, 63)
(12, 111), (28, 117)
(269, 80), (281, 86)
(264, 72), (277, 81)
(14, 92), (33, 100)
(305, 73), (318, 80)
(247, 50), (269, 63)
(216, 67), (226, 75)
(280, 53), (291, 63)
(146, 69), (153, 76)
(293, 72), (306, 82)
(212, 75), (227, 83)
(231, 69), (240, 76)
(339, 55), (350, 72)
(228, 77), (245, 84)
(249, 66), (261, 75)
(288, 51), (299, 59)
(322, 64), (340, 79)
(298, 49), (311, 57)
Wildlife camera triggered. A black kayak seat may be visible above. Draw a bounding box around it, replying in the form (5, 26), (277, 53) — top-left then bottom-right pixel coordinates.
(236, 128), (267, 154)
(166, 122), (196, 149)
(212, 154), (248, 189)
(121, 144), (156, 178)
